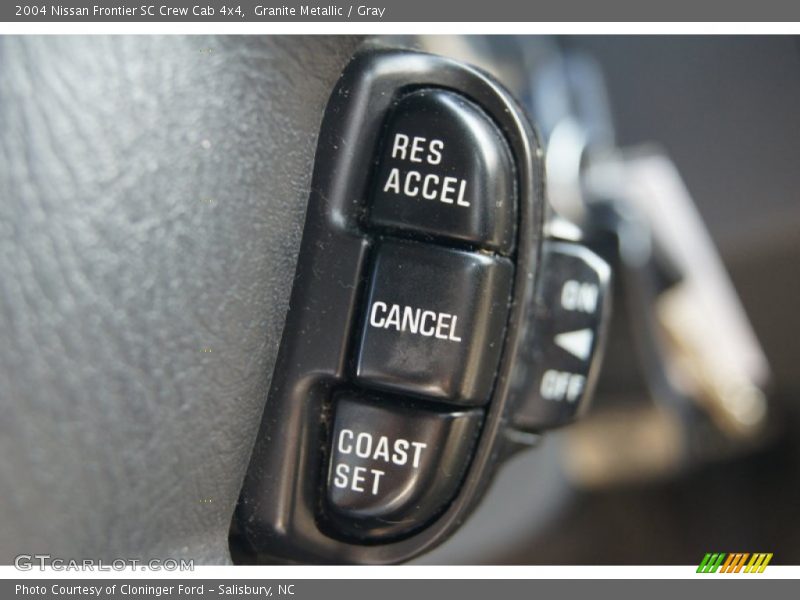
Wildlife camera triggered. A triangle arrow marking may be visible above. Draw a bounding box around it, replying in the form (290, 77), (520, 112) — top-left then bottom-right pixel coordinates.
(554, 328), (594, 361)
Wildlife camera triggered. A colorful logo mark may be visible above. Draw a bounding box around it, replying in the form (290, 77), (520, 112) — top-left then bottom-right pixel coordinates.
(697, 553), (773, 573)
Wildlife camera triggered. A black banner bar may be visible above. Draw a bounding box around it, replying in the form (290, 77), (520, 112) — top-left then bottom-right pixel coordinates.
(4, 0), (800, 22)
(3, 579), (798, 600)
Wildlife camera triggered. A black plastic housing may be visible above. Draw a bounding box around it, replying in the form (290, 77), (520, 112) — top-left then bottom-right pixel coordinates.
(236, 47), (546, 564)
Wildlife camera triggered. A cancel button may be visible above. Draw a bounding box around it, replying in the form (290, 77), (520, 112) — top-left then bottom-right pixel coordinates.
(355, 239), (513, 406)
(325, 392), (482, 541)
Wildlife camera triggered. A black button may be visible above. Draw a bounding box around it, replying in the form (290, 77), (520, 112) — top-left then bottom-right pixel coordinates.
(325, 392), (482, 541)
(369, 89), (516, 254)
(512, 241), (611, 430)
(356, 239), (513, 406)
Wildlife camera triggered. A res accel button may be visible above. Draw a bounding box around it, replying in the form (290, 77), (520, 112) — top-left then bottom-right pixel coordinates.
(356, 239), (513, 406)
(325, 392), (482, 541)
(370, 89), (516, 254)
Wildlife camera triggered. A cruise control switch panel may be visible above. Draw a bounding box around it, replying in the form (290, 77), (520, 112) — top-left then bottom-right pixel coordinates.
(237, 49), (611, 564)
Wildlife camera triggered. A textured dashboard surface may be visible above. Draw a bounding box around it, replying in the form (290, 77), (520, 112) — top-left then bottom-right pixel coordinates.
(0, 35), (361, 564)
